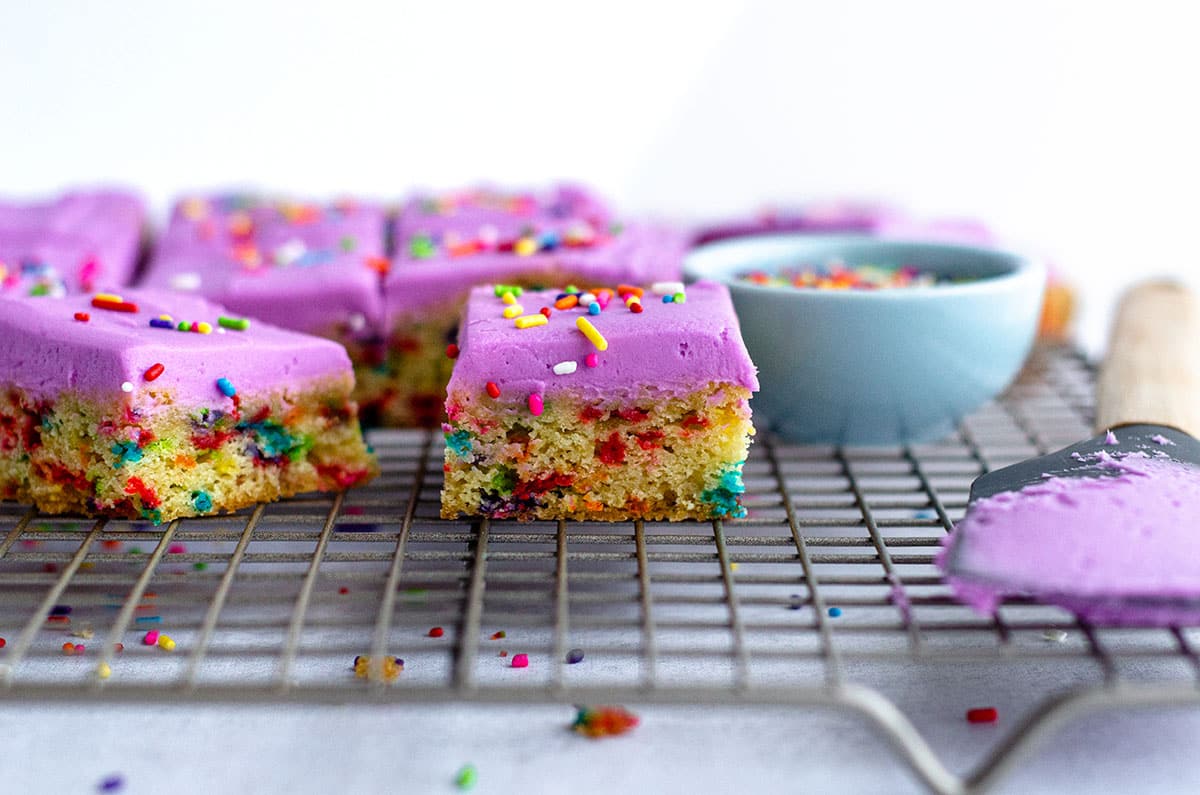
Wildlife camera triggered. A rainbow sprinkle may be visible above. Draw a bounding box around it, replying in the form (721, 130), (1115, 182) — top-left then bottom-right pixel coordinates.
(739, 262), (945, 290)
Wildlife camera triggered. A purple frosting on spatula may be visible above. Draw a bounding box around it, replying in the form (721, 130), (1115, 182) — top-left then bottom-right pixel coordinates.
(940, 452), (1200, 625)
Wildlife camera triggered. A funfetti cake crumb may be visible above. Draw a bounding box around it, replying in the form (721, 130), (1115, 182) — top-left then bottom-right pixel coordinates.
(0, 288), (377, 522)
(441, 281), (757, 522)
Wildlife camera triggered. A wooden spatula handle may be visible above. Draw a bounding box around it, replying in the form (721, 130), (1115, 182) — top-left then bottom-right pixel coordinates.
(1096, 280), (1200, 436)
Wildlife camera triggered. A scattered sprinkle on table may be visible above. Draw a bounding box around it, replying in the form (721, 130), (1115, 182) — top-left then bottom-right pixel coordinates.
(96, 773), (125, 792)
(966, 706), (998, 724)
(511, 653), (529, 668)
(429, 626), (445, 638)
(572, 706), (640, 738)
(739, 262), (948, 290)
(455, 764), (478, 791)
(490, 631), (506, 640)
(1042, 628), (1068, 643)
(828, 607), (843, 618)
(566, 648), (585, 664)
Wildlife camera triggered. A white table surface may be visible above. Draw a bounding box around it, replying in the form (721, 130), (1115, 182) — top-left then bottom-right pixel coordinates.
(5, 657), (1199, 795)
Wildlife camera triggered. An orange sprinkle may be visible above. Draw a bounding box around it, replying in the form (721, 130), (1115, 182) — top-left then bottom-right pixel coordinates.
(364, 255), (391, 275)
(616, 284), (644, 298)
(554, 294), (579, 310)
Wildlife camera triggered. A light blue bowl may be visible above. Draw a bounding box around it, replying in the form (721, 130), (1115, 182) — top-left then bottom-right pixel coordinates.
(684, 235), (1046, 445)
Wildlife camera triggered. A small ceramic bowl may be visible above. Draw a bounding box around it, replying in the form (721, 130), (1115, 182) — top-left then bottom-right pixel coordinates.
(684, 235), (1046, 445)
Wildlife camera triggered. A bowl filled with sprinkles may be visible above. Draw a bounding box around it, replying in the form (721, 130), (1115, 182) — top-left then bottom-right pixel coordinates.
(685, 235), (1045, 444)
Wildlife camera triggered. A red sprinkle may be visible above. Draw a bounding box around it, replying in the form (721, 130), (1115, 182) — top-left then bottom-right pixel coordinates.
(73, 312), (90, 322)
(966, 707), (998, 724)
(485, 381), (501, 399)
(429, 626), (445, 638)
(511, 653), (529, 668)
(445, 344), (460, 359)
(0, 637), (6, 648)
(91, 297), (138, 313)
(143, 363), (165, 382)
(630, 303), (644, 314)
(539, 306), (552, 318)
(338, 587), (349, 595)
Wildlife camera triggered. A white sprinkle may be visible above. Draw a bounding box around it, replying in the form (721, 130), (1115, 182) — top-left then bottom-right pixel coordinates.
(217, 327), (226, 334)
(1042, 628), (1068, 643)
(651, 281), (686, 295)
(120, 381), (134, 393)
(274, 238), (307, 266)
(552, 360), (578, 376)
(578, 292), (596, 307)
(347, 313), (367, 332)
(169, 272), (201, 291)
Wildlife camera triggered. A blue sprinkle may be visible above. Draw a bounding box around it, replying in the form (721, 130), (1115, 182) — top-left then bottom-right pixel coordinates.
(566, 648), (585, 664)
(663, 294), (674, 303)
(702, 461), (747, 518)
(587, 302), (600, 316)
(445, 429), (473, 460)
(97, 773), (125, 792)
(216, 377), (237, 397)
(134, 615), (162, 624)
(192, 491), (213, 512)
(828, 607), (843, 618)
(50, 604), (72, 616)
(149, 318), (173, 329)
(111, 440), (143, 468)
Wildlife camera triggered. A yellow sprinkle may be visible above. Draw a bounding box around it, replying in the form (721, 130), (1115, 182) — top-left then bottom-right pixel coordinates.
(502, 304), (524, 319)
(195, 322), (213, 334)
(625, 294), (641, 307)
(157, 634), (176, 652)
(158, 314), (174, 322)
(93, 292), (123, 302)
(96, 662), (112, 680)
(514, 314), (548, 329)
(502, 292), (517, 305)
(575, 316), (608, 351)
(514, 237), (538, 256)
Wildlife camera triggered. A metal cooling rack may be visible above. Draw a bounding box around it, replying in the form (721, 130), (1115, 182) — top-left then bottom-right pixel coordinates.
(1, 346), (1198, 794)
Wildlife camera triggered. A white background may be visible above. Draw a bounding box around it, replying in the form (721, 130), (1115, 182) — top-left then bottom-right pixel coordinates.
(4, 0), (1200, 351)
(4, 3), (1200, 792)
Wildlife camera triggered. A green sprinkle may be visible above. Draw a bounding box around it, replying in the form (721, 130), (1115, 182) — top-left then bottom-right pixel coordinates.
(193, 562), (207, 571)
(409, 234), (436, 259)
(129, 547), (143, 555)
(340, 235), (356, 252)
(177, 321), (190, 332)
(218, 316), (250, 331)
(672, 291), (686, 304)
(454, 764), (477, 790)
(565, 284), (579, 294)
(30, 283), (51, 296)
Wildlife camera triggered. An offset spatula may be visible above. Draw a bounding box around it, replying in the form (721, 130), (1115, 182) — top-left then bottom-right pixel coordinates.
(941, 281), (1200, 625)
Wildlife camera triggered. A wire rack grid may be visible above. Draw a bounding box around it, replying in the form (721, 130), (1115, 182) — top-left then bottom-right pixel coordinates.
(1, 346), (1198, 795)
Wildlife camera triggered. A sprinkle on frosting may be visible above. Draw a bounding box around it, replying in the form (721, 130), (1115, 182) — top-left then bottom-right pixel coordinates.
(553, 361), (578, 376)
(216, 377), (237, 398)
(218, 316), (250, 331)
(485, 381), (501, 399)
(91, 294), (139, 313)
(528, 393), (544, 416)
(74, 312), (89, 322)
(143, 363), (164, 382)
(514, 314), (547, 329)
(575, 316), (608, 351)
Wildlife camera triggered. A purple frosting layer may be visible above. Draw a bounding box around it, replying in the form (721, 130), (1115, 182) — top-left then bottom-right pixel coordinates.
(141, 194), (386, 335)
(384, 223), (686, 320)
(0, 188), (145, 296)
(447, 281), (758, 404)
(0, 288), (351, 409)
(939, 452), (1200, 626)
(394, 183), (610, 241)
